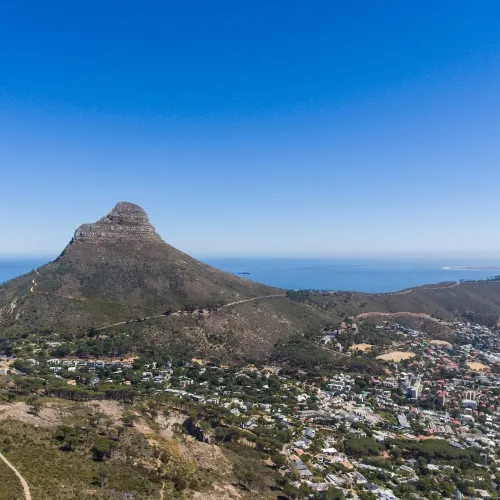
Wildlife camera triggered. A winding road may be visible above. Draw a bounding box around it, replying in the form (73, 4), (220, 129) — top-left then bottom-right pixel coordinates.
(0, 451), (31, 500)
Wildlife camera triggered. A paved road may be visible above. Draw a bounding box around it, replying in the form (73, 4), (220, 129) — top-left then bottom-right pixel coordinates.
(0, 451), (31, 500)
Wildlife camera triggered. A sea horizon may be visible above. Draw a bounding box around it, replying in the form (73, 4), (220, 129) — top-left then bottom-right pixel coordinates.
(2, 256), (500, 294)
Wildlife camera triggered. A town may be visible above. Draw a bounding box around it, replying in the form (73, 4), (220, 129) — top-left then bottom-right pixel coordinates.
(2, 317), (500, 499)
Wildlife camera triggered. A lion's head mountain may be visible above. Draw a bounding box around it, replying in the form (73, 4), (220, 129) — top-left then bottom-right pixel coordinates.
(1, 202), (500, 362)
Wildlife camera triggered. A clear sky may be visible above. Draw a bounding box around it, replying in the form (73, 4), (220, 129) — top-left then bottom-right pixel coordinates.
(1, 1), (500, 258)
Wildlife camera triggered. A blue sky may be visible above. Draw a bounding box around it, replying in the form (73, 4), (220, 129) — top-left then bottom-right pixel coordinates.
(1, 1), (500, 258)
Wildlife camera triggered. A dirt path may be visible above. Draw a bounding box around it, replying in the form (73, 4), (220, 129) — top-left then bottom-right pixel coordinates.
(96, 294), (286, 331)
(160, 481), (165, 500)
(302, 337), (351, 358)
(356, 311), (454, 326)
(221, 294), (286, 308)
(29, 269), (40, 293)
(0, 451), (31, 500)
(392, 281), (461, 296)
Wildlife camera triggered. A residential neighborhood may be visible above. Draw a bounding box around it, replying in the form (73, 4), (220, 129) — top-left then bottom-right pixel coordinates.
(3, 317), (500, 498)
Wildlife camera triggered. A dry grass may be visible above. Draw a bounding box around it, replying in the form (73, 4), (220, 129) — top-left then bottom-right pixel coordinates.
(85, 400), (124, 420)
(350, 343), (373, 352)
(429, 340), (452, 347)
(0, 402), (64, 428)
(376, 351), (416, 362)
(466, 361), (490, 372)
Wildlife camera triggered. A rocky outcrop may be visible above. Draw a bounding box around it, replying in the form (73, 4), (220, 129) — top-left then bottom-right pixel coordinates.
(72, 202), (162, 243)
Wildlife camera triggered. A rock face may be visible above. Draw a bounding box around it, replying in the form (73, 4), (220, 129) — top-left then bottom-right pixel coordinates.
(73, 202), (162, 243)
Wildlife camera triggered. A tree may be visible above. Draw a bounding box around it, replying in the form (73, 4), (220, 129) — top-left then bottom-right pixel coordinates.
(122, 413), (135, 427)
(93, 468), (109, 488)
(116, 425), (125, 441)
(234, 464), (258, 491)
(345, 437), (383, 458)
(91, 438), (114, 461)
(26, 396), (43, 416)
(271, 454), (287, 468)
(281, 482), (300, 499)
(87, 327), (99, 338)
(55, 425), (78, 451)
(322, 488), (345, 500)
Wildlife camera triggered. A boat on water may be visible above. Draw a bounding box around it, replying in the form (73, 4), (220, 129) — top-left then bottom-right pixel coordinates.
(237, 271), (250, 275)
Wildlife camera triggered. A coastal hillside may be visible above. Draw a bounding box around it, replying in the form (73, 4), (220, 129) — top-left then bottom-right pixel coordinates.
(1, 202), (500, 361)
(0, 203), (333, 358)
(0, 202), (278, 309)
(288, 279), (500, 329)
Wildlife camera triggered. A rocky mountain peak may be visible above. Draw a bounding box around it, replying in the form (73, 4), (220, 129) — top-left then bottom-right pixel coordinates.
(72, 202), (162, 243)
(102, 201), (150, 225)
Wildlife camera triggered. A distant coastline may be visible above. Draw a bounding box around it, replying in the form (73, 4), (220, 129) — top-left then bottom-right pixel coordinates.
(3, 258), (500, 294)
(443, 266), (500, 271)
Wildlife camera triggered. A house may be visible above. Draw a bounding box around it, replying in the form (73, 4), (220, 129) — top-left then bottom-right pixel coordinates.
(298, 468), (313, 478)
(294, 437), (311, 450)
(321, 447), (338, 455)
(290, 458), (313, 477)
(325, 474), (345, 485)
(304, 427), (316, 439)
(398, 414), (411, 428)
(382, 377), (398, 389)
(351, 471), (367, 484)
(461, 399), (478, 410)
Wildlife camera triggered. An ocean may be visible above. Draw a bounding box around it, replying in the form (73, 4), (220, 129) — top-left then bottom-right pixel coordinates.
(1, 257), (500, 293)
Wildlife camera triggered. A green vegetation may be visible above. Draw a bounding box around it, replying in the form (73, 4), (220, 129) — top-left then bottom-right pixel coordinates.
(0, 420), (160, 499)
(344, 437), (383, 457)
(388, 438), (481, 464)
(0, 456), (24, 500)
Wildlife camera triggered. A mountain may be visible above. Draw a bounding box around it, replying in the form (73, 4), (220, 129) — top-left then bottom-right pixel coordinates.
(1, 202), (500, 363)
(0, 202), (279, 315)
(0, 202), (331, 359)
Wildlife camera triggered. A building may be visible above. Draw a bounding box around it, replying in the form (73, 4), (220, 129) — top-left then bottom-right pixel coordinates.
(397, 414), (411, 428)
(461, 399), (478, 410)
(408, 380), (422, 400)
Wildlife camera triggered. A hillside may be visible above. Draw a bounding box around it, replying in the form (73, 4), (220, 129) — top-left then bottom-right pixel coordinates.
(0, 202), (278, 309)
(0, 389), (283, 500)
(0, 203), (334, 359)
(288, 279), (500, 330)
(1, 202), (500, 363)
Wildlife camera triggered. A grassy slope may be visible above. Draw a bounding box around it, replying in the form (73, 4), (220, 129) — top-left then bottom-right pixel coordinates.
(0, 420), (160, 500)
(0, 459), (24, 500)
(2, 243), (500, 361)
(0, 397), (280, 500)
(293, 280), (500, 327)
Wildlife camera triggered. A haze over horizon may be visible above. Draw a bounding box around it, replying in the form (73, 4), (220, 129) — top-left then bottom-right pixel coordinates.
(2, 1), (500, 258)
